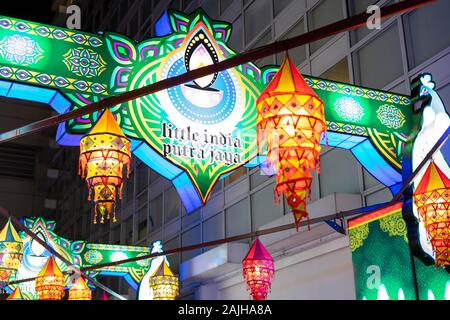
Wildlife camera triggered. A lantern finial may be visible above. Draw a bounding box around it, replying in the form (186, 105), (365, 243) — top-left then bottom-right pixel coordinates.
(413, 161), (450, 266)
(69, 276), (92, 300)
(7, 287), (24, 300)
(242, 238), (275, 300)
(0, 219), (23, 286)
(79, 108), (131, 225)
(257, 55), (326, 230)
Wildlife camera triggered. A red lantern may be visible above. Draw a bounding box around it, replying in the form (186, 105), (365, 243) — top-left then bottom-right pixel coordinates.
(242, 239), (274, 300)
(257, 55), (326, 230)
(413, 161), (450, 266)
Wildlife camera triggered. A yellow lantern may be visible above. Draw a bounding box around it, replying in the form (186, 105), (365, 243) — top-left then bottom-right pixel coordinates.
(68, 276), (92, 300)
(149, 259), (179, 300)
(0, 219), (23, 285)
(79, 109), (131, 224)
(7, 287), (24, 300)
(257, 55), (326, 230)
(413, 161), (450, 266)
(35, 256), (65, 300)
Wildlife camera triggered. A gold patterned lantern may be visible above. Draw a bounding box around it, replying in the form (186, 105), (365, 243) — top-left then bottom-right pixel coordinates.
(0, 219), (23, 286)
(257, 55), (326, 230)
(7, 287), (24, 300)
(413, 161), (450, 266)
(149, 259), (179, 300)
(35, 256), (65, 300)
(79, 109), (131, 224)
(68, 276), (92, 300)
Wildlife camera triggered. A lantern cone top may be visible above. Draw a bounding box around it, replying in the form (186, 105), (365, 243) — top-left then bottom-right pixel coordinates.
(38, 256), (63, 278)
(0, 219), (21, 242)
(101, 292), (108, 300)
(244, 239), (273, 261)
(71, 276), (89, 291)
(415, 161), (450, 194)
(152, 259), (175, 277)
(89, 108), (126, 137)
(257, 55), (318, 102)
(7, 287), (24, 300)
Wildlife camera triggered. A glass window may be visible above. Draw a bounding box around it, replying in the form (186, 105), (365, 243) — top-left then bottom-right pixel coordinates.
(224, 166), (247, 186)
(125, 172), (134, 204)
(319, 149), (360, 197)
(138, 206), (147, 239)
(363, 168), (381, 190)
(182, 207), (201, 229)
(202, 213), (224, 251)
(201, 0), (219, 19)
(244, 0), (271, 45)
(404, 0), (450, 69)
(229, 15), (243, 52)
(225, 198), (250, 238)
(252, 29), (273, 67)
(149, 195), (163, 231)
(251, 183), (282, 229)
(320, 58), (349, 83)
(365, 188), (392, 206)
(277, 18), (306, 67)
(352, 23), (403, 89)
(438, 83), (450, 114)
(308, 0), (344, 54)
(136, 164), (148, 193)
(273, 0), (294, 16)
(124, 217), (133, 244)
(181, 225), (201, 261)
(165, 187), (180, 222)
(250, 170), (272, 189)
(221, 0), (234, 13)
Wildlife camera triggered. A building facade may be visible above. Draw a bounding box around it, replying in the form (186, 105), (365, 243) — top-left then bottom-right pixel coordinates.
(44, 0), (450, 299)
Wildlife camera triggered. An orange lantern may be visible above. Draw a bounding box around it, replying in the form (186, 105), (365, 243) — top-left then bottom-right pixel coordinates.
(7, 287), (24, 300)
(35, 256), (65, 300)
(413, 161), (450, 267)
(68, 276), (92, 300)
(79, 109), (131, 224)
(0, 219), (23, 286)
(257, 55), (326, 230)
(242, 238), (274, 300)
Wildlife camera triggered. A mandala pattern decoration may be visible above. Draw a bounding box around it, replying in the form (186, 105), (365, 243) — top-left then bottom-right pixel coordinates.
(334, 97), (364, 122)
(379, 211), (408, 243)
(349, 223), (369, 252)
(0, 35), (43, 65)
(63, 47), (106, 78)
(376, 104), (406, 129)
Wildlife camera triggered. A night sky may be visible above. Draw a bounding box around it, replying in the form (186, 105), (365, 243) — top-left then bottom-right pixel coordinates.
(0, 1), (55, 24)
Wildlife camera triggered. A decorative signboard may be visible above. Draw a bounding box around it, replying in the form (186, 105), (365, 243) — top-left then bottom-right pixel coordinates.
(348, 202), (450, 300)
(0, 9), (413, 213)
(7, 217), (160, 299)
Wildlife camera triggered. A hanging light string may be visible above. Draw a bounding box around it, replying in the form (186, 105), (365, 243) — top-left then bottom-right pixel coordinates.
(3, 127), (449, 286)
(0, 207), (127, 300)
(0, 0), (435, 144)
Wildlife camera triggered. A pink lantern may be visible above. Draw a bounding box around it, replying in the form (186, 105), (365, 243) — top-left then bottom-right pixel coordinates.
(242, 239), (275, 300)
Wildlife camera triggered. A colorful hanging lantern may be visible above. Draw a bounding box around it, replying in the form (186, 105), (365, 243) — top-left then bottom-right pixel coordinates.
(256, 55), (326, 230)
(149, 259), (179, 300)
(101, 291), (108, 300)
(79, 109), (131, 224)
(0, 219), (23, 286)
(242, 238), (275, 300)
(413, 161), (450, 267)
(35, 256), (65, 300)
(7, 287), (24, 300)
(68, 276), (92, 300)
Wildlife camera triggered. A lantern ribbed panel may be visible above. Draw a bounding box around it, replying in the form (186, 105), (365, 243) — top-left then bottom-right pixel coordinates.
(257, 56), (326, 230)
(79, 109), (131, 224)
(149, 260), (179, 300)
(413, 161), (450, 266)
(0, 219), (23, 285)
(35, 256), (65, 300)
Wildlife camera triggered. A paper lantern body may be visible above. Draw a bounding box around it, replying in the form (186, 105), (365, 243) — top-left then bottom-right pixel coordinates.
(149, 259), (179, 300)
(68, 276), (92, 300)
(79, 109), (131, 224)
(257, 56), (326, 229)
(413, 161), (450, 266)
(0, 219), (23, 285)
(35, 256), (65, 300)
(242, 239), (275, 300)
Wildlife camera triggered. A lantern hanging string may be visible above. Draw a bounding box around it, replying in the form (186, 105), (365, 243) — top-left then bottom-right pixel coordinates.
(3, 127), (449, 287)
(0, 0), (435, 144)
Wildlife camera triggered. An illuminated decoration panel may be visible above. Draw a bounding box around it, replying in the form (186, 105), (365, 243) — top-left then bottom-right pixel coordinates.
(0, 9), (413, 212)
(403, 74), (450, 268)
(348, 202), (450, 300)
(6, 217), (162, 299)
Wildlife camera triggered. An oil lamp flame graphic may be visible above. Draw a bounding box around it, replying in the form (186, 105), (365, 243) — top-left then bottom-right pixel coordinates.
(182, 30), (223, 108)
